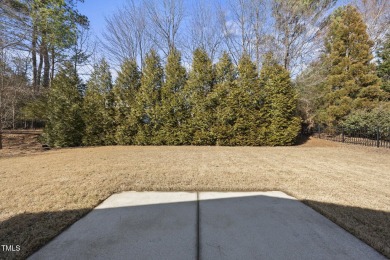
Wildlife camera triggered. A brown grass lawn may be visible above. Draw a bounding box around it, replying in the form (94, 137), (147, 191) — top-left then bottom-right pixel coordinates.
(0, 137), (389, 259)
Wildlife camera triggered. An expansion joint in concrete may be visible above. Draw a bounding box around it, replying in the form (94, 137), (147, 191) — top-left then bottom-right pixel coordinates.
(196, 192), (200, 260)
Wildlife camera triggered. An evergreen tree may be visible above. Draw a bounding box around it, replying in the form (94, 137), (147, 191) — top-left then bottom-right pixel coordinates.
(323, 5), (384, 126)
(44, 62), (84, 147)
(183, 48), (214, 145)
(158, 48), (187, 144)
(215, 52), (236, 84)
(104, 83), (117, 145)
(260, 54), (301, 145)
(230, 54), (263, 145)
(113, 59), (141, 144)
(82, 59), (114, 145)
(133, 50), (164, 145)
(377, 34), (390, 94)
(209, 52), (237, 145)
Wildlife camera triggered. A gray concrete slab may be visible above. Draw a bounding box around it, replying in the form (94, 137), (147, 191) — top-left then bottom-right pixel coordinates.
(29, 192), (197, 260)
(199, 191), (385, 260)
(30, 191), (385, 260)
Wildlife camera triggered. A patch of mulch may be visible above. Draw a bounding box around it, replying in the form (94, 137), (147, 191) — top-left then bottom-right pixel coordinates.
(0, 131), (44, 157)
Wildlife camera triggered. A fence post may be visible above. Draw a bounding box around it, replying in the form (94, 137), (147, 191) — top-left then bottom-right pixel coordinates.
(342, 126), (345, 143)
(377, 127), (380, 148)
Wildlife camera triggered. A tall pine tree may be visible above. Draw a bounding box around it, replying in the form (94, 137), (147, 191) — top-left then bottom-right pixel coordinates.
(231, 54), (263, 145)
(158, 48), (187, 144)
(323, 5), (384, 126)
(114, 59), (141, 145)
(82, 59), (114, 145)
(377, 34), (390, 94)
(184, 48), (215, 145)
(209, 52), (237, 145)
(133, 50), (163, 145)
(44, 62), (84, 147)
(260, 54), (301, 145)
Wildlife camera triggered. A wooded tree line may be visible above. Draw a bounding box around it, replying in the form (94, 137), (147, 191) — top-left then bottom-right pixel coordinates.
(0, 0), (389, 148)
(0, 0), (91, 148)
(44, 49), (300, 147)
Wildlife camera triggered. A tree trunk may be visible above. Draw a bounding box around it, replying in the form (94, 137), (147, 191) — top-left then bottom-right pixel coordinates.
(0, 103), (2, 149)
(37, 49), (43, 92)
(50, 47), (55, 86)
(139, 39), (144, 71)
(42, 42), (50, 88)
(284, 39), (290, 70)
(12, 101), (15, 129)
(32, 24), (38, 93)
(0, 49), (3, 149)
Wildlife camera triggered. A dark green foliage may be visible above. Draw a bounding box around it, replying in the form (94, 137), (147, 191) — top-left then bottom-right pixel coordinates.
(43, 63), (84, 147)
(82, 59), (114, 145)
(44, 49), (306, 147)
(215, 52), (237, 84)
(322, 6), (384, 126)
(209, 52), (237, 145)
(22, 95), (48, 122)
(377, 34), (390, 93)
(260, 54), (301, 145)
(158, 49), (188, 144)
(114, 59), (141, 145)
(133, 50), (164, 145)
(183, 48), (215, 145)
(104, 85), (116, 145)
(226, 54), (263, 145)
(342, 103), (390, 131)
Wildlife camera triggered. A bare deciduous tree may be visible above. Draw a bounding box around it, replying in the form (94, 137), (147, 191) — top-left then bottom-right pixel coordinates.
(0, 4), (26, 148)
(102, 0), (151, 69)
(218, 0), (250, 64)
(218, 0), (267, 66)
(145, 0), (185, 57)
(187, 0), (223, 62)
(0, 49), (6, 149)
(249, 0), (268, 68)
(354, 0), (390, 51)
(0, 48), (30, 149)
(272, 0), (336, 75)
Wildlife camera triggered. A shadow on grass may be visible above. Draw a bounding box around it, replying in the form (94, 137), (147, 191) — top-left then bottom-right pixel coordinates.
(0, 209), (90, 260)
(294, 134), (311, 146)
(0, 194), (388, 260)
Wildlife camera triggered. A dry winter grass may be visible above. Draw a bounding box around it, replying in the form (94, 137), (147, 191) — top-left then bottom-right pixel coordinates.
(0, 137), (389, 259)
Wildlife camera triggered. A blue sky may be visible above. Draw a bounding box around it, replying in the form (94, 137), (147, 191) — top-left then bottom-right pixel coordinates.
(77, 0), (350, 46)
(77, 0), (126, 38)
(76, 0), (204, 39)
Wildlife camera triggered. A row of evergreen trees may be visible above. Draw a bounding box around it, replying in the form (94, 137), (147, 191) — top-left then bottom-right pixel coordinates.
(44, 49), (301, 147)
(43, 5), (390, 147)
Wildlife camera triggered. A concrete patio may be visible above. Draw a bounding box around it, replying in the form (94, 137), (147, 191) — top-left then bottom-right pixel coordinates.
(29, 191), (385, 260)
